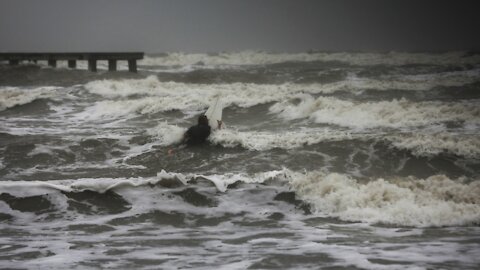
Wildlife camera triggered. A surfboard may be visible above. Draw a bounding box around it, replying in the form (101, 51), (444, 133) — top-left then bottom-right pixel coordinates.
(205, 96), (224, 130)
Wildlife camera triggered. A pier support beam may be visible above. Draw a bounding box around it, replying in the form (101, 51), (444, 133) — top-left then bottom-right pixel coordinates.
(108, 60), (117, 71)
(9, 60), (19, 65)
(48, 60), (57, 67)
(68, 60), (76, 69)
(128, 59), (137, 73)
(88, 59), (97, 72)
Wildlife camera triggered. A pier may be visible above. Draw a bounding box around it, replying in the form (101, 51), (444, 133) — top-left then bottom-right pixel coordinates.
(0, 52), (144, 72)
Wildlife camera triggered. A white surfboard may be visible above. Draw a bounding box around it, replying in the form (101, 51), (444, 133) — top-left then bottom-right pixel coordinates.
(205, 96), (224, 130)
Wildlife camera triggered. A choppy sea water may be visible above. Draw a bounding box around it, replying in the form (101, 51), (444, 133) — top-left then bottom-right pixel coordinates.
(1, 51), (480, 269)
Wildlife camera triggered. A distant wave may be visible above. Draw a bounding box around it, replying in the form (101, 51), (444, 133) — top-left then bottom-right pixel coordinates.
(141, 51), (480, 67)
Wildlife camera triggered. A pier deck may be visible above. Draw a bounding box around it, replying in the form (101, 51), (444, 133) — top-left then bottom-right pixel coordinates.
(0, 52), (144, 72)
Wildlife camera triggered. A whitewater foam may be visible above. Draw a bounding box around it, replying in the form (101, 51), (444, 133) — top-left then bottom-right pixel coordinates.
(146, 121), (186, 146)
(290, 171), (480, 227)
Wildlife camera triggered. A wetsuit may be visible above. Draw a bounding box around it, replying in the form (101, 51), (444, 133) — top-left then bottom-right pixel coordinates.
(184, 123), (211, 146)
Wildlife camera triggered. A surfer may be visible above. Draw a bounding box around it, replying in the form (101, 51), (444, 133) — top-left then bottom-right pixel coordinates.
(182, 114), (212, 146)
(168, 115), (223, 155)
(168, 97), (224, 155)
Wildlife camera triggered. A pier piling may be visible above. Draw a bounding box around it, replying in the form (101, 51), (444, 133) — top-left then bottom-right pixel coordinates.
(88, 59), (97, 72)
(128, 59), (137, 72)
(108, 60), (117, 71)
(68, 60), (76, 68)
(48, 60), (57, 67)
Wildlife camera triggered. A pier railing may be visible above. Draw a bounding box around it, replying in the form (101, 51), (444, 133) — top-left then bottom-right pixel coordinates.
(0, 52), (144, 72)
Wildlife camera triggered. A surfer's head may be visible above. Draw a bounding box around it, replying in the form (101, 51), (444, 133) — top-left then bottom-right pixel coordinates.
(198, 115), (209, 126)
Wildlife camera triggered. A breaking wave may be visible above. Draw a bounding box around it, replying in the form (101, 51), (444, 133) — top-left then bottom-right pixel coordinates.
(291, 171), (480, 227)
(80, 72), (480, 120)
(0, 86), (59, 111)
(1, 169), (479, 227)
(270, 94), (480, 129)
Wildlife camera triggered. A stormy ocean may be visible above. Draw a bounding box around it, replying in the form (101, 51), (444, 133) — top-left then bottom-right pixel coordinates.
(1, 51), (480, 269)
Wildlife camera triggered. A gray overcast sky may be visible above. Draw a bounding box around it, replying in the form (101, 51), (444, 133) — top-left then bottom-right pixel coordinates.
(1, 0), (479, 53)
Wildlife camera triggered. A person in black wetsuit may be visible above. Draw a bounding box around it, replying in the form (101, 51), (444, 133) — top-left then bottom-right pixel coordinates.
(183, 114), (211, 146)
